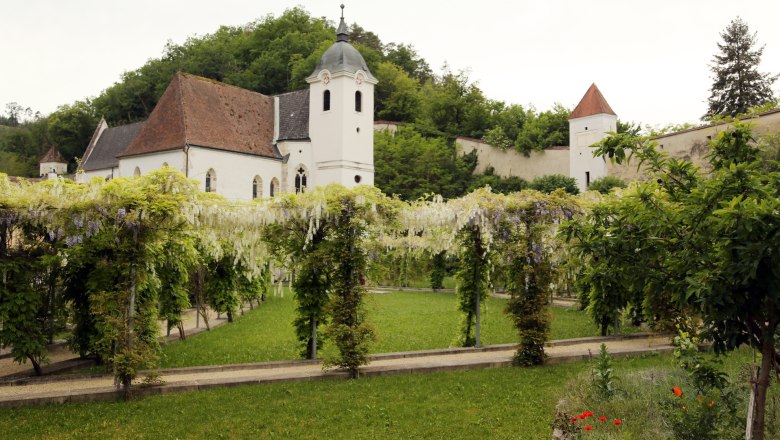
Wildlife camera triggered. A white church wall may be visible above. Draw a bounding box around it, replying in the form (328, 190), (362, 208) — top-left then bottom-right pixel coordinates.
(187, 147), (282, 201)
(569, 113), (616, 192)
(77, 167), (118, 183)
(118, 150), (186, 179)
(455, 137), (569, 181)
(280, 140), (314, 192)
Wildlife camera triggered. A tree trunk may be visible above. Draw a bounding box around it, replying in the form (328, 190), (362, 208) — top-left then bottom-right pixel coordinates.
(27, 354), (42, 376)
(308, 317), (318, 360)
(177, 322), (186, 340)
(227, 310), (233, 323)
(752, 318), (776, 440)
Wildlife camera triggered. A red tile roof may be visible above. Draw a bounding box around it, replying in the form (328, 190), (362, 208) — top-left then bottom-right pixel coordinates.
(119, 73), (278, 159)
(569, 83), (616, 119)
(40, 145), (66, 163)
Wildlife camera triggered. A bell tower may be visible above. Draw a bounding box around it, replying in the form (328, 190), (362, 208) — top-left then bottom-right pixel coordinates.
(306, 5), (377, 188)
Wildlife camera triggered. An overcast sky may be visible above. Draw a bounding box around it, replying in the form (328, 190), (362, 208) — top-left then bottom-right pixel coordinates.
(2, 0), (779, 127)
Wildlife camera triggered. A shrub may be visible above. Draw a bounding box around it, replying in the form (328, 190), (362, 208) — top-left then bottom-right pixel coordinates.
(529, 174), (579, 195)
(587, 176), (627, 194)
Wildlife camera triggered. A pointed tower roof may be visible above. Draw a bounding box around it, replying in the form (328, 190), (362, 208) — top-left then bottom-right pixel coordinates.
(40, 145), (66, 163)
(336, 4), (349, 42)
(569, 83), (616, 119)
(118, 73), (278, 159)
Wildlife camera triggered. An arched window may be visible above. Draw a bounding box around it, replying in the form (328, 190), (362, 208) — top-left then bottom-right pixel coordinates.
(162, 162), (169, 167)
(205, 168), (216, 193)
(133, 166), (141, 177)
(270, 177), (279, 197)
(323, 90), (331, 111)
(355, 91), (362, 112)
(294, 166), (308, 194)
(252, 176), (262, 199)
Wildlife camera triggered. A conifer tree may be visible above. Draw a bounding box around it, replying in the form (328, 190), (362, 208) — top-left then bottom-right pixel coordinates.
(705, 17), (777, 119)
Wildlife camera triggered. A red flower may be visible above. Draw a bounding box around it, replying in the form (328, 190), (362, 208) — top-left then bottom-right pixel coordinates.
(583, 411), (594, 417)
(579, 414), (586, 420)
(599, 416), (607, 422)
(570, 417), (577, 423)
(585, 425), (592, 431)
(613, 419), (622, 426)
(708, 401), (715, 407)
(673, 386), (683, 397)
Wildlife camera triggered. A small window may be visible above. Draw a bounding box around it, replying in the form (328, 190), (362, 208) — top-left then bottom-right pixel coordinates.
(585, 171), (590, 188)
(294, 166), (308, 194)
(323, 90), (331, 111)
(253, 176), (262, 199)
(355, 91), (362, 112)
(354, 175), (362, 184)
(162, 162), (169, 167)
(133, 166), (141, 177)
(270, 177), (279, 197)
(205, 169), (216, 193)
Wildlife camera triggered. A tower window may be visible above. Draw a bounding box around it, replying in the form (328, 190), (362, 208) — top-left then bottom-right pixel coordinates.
(585, 171), (590, 188)
(270, 177), (279, 197)
(323, 90), (331, 111)
(355, 91), (362, 112)
(133, 166), (141, 177)
(295, 166), (308, 194)
(205, 168), (216, 193)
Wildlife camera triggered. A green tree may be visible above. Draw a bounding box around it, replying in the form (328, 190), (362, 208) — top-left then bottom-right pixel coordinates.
(374, 126), (476, 200)
(567, 123), (780, 439)
(705, 17), (778, 119)
(374, 62), (422, 122)
(46, 101), (98, 169)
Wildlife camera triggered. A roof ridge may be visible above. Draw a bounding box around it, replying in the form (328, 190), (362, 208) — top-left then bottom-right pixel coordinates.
(179, 72), (273, 99)
(177, 73), (190, 146)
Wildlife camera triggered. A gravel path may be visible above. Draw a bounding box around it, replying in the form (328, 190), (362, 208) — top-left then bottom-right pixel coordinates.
(0, 335), (672, 405)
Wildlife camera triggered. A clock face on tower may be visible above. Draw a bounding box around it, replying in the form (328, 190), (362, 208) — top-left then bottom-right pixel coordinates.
(323, 74), (330, 85)
(355, 72), (364, 85)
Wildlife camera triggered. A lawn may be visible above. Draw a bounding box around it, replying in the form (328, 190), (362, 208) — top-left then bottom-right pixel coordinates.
(0, 353), (674, 439)
(159, 290), (615, 368)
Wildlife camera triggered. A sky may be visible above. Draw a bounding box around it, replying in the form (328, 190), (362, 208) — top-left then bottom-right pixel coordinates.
(2, 0), (780, 128)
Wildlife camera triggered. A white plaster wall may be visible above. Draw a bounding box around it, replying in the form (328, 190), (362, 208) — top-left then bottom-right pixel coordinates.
(118, 150), (186, 179)
(455, 138), (569, 180)
(280, 140), (314, 192)
(187, 147), (282, 201)
(308, 70), (375, 188)
(39, 162), (67, 177)
(77, 167), (117, 183)
(569, 113), (616, 191)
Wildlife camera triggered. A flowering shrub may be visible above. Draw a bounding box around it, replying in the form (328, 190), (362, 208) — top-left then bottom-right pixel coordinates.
(553, 409), (622, 438)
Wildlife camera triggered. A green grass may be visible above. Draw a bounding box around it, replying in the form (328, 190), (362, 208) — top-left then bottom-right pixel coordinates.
(160, 290), (613, 368)
(0, 353), (674, 439)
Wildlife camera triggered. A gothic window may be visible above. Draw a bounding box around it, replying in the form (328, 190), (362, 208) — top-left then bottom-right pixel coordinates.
(355, 91), (362, 112)
(270, 177), (279, 197)
(294, 166), (308, 194)
(133, 166), (141, 177)
(205, 168), (216, 193)
(253, 176), (262, 199)
(323, 90), (331, 111)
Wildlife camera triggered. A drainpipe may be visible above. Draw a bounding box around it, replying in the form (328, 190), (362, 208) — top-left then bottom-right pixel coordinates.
(184, 144), (190, 177)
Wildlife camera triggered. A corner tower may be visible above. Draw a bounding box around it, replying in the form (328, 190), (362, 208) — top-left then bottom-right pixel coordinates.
(306, 5), (377, 188)
(568, 83), (617, 191)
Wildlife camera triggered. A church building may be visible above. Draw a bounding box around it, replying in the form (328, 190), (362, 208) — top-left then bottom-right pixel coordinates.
(78, 11), (376, 201)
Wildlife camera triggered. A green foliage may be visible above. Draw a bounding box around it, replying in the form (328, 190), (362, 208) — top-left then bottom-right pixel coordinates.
(374, 126), (476, 200)
(705, 17), (778, 119)
(569, 122), (780, 438)
(429, 251), (447, 290)
(467, 169), (528, 195)
(529, 174), (579, 195)
(587, 176), (627, 194)
(455, 225), (491, 347)
(514, 104), (570, 155)
(592, 343), (618, 400)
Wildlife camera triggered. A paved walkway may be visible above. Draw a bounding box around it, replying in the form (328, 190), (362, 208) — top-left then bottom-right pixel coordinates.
(0, 334), (672, 407)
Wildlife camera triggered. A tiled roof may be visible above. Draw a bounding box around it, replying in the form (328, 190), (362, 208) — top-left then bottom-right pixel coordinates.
(119, 73), (279, 159)
(569, 83), (616, 119)
(40, 145), (66, 163)
(81, 121), (144, 171)
(277, 89), (310, 141)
